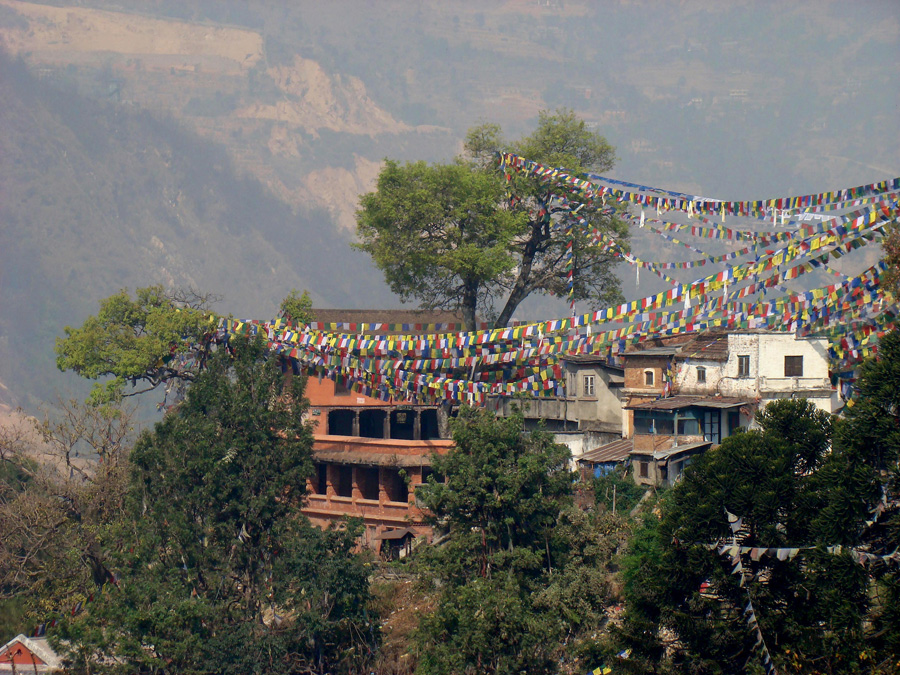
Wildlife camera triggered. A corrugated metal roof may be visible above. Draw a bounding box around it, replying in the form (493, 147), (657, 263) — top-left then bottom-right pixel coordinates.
(578, 438), (633, 464)
(626, 395), (750, 411)
(630, 440), (712, 462)
(622, 346), (681, 357)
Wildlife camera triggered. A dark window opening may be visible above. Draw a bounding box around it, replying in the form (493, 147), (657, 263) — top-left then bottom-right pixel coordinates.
(335, 465), (353, 497)
(639, 461), (649, 478)
(644, 370), (655, 386)
(383, 468), (408, 502)
(727, 411), (741, 435)
(784, 355), (803, 377)
(696, 366), (706, 383)
(420, 409), (440, 440)
(358, 466), (380, 500)
(359, 409), (386, 438)
(327, 409), (354, 436)
(421, 467), (445, 484)
(738, 355), (751, 378)
(390, 410), (415, 440)
(314, 463), (327, 495)
(334, 380), (351, 396)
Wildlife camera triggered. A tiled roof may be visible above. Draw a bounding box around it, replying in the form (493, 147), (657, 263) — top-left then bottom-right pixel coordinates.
(676, 332), (730, 362)
(578, 438), (633, 464)
(626, 395), (751, 411)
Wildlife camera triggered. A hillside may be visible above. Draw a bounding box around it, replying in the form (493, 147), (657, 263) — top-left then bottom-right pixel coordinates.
(0, 52), (395, 408)
(0, 0), (896, 409)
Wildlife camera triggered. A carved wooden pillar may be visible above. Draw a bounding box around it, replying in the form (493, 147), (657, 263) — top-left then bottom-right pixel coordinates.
(352, 410), (360, 437)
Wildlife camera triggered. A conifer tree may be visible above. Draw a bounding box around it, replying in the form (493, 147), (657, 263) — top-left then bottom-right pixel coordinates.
(53, 336), (376, 675)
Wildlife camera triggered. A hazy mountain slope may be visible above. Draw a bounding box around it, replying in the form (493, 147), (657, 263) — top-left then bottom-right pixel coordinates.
(1, 0), (895, 228)
(0, 53), (394, 408)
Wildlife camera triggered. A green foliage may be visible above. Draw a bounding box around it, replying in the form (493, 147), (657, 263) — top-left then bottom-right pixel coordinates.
(0, 399), (135, 646)
(355, 110), (628, 330)
(55, 286), (217, 404)
(593, 464), (647, 515)
(53, 336), (376, 675)
(415, 406), (625, 674)
(617, 385), (900, 674)
(356, 159), (523, 330)
(882, 222), (900, 300)
(279, 289), (314, 325)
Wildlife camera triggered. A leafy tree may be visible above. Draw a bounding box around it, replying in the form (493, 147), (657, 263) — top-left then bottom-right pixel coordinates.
(356, 109), (628, 330)
(55, 286), (218, 404)
(616, 388), (900, 674)
(279, 288), (314, 325)
(593, 464), (647, 515)
(56, 287), (315, 406)
(0, 399), (135, 643)
(52, 336), (377, 675)
(415, 406), (625, 674)
(882, 222), (900, 299)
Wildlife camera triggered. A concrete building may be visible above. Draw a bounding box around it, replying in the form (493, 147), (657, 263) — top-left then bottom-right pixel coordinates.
(622, 329), (836, 486)
(673, 330), (836, 413)
(491, 354), (624, 461)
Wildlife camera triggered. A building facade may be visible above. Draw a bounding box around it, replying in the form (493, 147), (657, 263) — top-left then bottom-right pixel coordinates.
(622, 329), (836, 486)
(298, 310), (462, 553)
(492, 355), (624, 461)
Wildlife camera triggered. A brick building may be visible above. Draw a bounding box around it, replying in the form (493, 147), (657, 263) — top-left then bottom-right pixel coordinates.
(298, 310), (462, 552)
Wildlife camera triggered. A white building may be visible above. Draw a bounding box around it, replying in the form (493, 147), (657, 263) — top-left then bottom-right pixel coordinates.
(673, 330), (836, 414)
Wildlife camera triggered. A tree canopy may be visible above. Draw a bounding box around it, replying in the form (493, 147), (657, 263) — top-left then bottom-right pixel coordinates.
(56, 286), (316, 406)
(617, 387), (900, 674)
(414, 406), (626, 674)
(51, 336), (377, 675)
(55, 286), (218, 405)
(355, 109), (628, 330)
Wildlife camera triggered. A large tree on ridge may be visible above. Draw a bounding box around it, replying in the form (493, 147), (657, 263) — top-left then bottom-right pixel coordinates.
(355, 109), (628, 331)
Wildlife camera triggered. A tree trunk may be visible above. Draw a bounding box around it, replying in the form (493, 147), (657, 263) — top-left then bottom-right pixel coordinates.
(495, 220), (543, 327)
(462, 281), (478, 332)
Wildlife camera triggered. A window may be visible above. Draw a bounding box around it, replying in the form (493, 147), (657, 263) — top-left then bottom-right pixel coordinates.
(696, 366), (706, 383)
(702, 411), (721, 444)
(644, 369), (655, 386)
(677, 418), (699, 435)
(582, 374), (595, 397)
(334, 380), (350, 397)
(737, 355), (751, 378)
(784, 355), (803, 377)
(639, 461), (649, 478)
